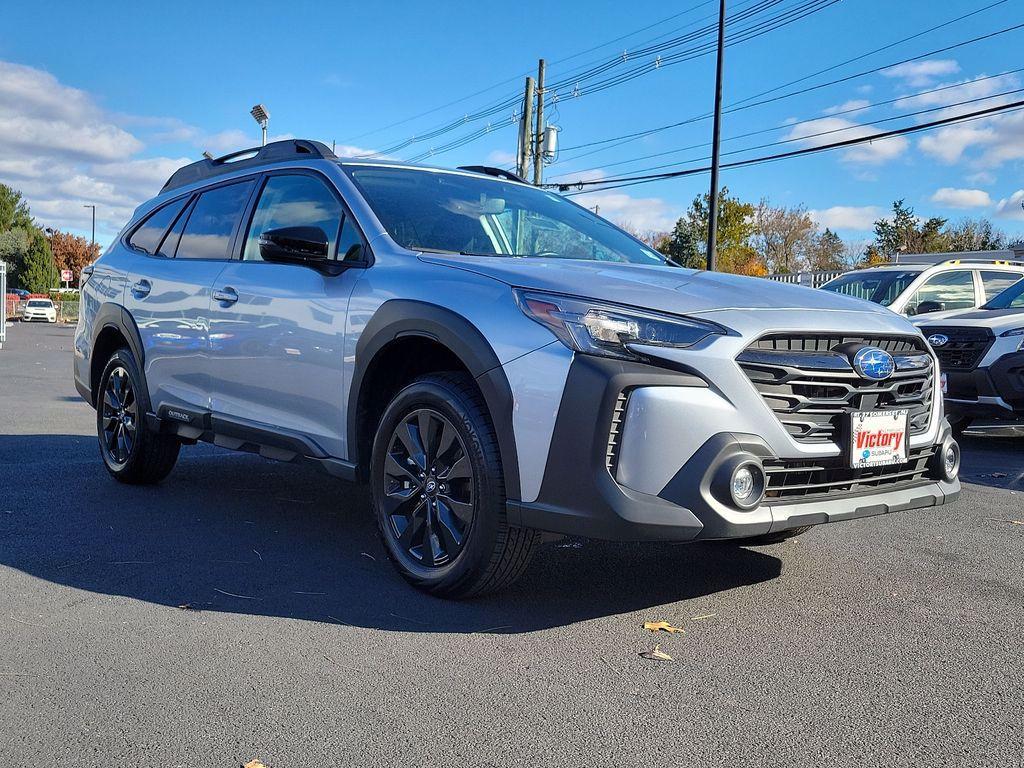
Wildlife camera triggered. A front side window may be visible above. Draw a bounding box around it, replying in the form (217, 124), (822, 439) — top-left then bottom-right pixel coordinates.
(343, 165), (666, 265)
(175, 181), (254, 260)
(128, 196), (189, 255)
(980, 270), (1022, 301)
(906, 270), (976, 314)
(243, 174), (344, 261)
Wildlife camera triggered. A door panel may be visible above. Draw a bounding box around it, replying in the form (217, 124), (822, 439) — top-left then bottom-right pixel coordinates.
(206, 171), (368, 458)
(207, 263), (360, 456)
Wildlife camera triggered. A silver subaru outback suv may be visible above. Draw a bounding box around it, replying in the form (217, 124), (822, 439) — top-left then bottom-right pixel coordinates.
(74, 139), (961, 597)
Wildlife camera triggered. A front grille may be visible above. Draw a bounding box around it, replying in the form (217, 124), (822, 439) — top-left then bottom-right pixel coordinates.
(605, 389), (631, 472)
(921, 326), (994, 371)
(739, 334), (934, 444)
(763, 446), (937, 502)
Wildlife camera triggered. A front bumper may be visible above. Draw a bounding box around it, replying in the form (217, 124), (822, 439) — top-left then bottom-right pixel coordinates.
(507, 355), (960, 542)
(23, 311), (56, 322)
(944, 350), (1024, 420)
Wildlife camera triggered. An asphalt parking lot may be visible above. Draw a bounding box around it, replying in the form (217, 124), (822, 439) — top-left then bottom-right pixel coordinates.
(1, 321), (1022, 768)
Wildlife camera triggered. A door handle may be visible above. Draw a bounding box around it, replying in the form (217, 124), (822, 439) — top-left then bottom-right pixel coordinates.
(213, 287), (239, 304)
(131, 279), (151, 298)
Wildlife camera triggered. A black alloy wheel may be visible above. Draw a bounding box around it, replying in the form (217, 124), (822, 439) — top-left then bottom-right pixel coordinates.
(382, 408), (475, 567)
(100, 365), (138, 467)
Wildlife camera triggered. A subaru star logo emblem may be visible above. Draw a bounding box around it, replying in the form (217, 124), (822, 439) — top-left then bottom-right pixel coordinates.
(927, 333), (949, 348)
(852, 346), (895, 380)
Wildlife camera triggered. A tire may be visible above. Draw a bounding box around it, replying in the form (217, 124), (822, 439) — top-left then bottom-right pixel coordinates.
(948, 416), (972, 437)
(371, 372), (540, 598)
(96, 348), (180, 484)
(737, 525), (815, 545)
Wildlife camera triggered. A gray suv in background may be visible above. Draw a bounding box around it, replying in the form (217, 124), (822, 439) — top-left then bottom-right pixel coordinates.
(74, 140), (961, 597)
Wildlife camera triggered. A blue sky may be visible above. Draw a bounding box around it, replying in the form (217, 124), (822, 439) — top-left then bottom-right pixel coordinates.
(1, 0), (1022, 246)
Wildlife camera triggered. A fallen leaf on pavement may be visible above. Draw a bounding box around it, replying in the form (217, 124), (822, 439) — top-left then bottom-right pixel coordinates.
(643, 620), (685, 634)
(639, 644), (673, 662)
(243, 760), (269, 768)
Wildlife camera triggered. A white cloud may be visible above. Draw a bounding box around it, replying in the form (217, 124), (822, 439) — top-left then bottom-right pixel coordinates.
(824, 99), (870, 115)
(967, 170), (996, 185)
(808, 206), (884, 231)
(930, 187), (991, 208)
(486, 149), (517, 167)
(883, 59), (960, 87)
(784, 117), (908, 164)
(0, 59), (384, 241)
(570, 171), (674, 232)
(995, 190), (1024, 221)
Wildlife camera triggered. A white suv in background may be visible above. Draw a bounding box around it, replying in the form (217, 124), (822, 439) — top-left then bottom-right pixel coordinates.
(821, 259), (1024, 317)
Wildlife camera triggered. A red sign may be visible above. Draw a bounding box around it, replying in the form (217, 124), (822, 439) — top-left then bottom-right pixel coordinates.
(60, 269), (73, 282)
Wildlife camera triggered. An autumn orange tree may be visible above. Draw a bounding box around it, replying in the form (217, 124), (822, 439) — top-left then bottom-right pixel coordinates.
(48, 229), (100, 284)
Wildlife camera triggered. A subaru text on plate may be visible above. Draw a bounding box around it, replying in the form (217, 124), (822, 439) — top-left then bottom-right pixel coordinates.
(73, 140), (961, 597)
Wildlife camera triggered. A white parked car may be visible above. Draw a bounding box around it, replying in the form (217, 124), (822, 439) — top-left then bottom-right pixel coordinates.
(22, 298), (57, 323)
(915, 277), (1024, 433)
(820, 259), (1024, 317)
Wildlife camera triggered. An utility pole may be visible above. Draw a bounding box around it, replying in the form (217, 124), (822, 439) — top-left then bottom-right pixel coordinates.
(533, 58), (546, 186)
(517, 76), (535, 179)
(706, 0), (726, 272)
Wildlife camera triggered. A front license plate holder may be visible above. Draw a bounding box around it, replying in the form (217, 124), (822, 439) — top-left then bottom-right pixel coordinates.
(848, 409), (909, 469)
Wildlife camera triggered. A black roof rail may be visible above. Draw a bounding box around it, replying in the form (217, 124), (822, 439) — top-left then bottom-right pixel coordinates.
(162, 139), (338, 193)
(457, 165), (528, 184)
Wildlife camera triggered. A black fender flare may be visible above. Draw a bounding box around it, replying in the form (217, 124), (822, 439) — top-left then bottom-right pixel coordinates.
(348, 299), (521, 500)
(88, 303), (148, 407)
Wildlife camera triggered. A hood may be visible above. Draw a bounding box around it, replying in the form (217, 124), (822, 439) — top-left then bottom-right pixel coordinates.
(418, 254), (893, 316)
(916, 306), (1024, 332)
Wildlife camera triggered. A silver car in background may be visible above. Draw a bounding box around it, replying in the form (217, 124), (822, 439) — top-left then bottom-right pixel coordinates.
(73, 140), (961, 597)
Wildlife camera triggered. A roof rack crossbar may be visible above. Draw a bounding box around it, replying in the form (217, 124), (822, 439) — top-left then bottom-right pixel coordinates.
(161, 139), (338, 193)
(457, 165), (528, 184)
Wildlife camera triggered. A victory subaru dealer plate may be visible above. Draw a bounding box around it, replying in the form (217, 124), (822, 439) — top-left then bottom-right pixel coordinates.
(849, 410), (909, 468)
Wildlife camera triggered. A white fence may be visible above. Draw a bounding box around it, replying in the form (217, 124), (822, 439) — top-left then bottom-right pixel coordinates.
(1, 261), (6, 350)
(764, 269), (844, 289)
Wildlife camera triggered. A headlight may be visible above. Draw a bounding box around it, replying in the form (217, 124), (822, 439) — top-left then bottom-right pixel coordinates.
(999, 327), (1024, 351)
(513, 289), (726, 361)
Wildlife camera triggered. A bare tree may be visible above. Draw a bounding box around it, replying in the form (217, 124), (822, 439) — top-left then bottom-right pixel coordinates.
(752, 201), (816, 274)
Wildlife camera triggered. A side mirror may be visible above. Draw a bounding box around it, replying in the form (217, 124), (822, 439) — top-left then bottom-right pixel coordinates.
(915, 300), (945, 315)
(258, 226), (329, 266)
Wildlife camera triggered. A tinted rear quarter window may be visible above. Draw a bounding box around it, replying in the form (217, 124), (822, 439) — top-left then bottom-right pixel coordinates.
(980, 270), (1022, 301)
(127, 197), (189, 255)
(175, 181), (254, 260)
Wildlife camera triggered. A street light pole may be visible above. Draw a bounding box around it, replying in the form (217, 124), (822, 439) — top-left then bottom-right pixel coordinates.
(82, 204), (96, 247)
(250, 104), (270, 147)
(706, 0), (727, 272)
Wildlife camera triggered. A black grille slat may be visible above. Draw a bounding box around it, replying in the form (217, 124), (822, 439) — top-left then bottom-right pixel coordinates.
(921, 326), (995, 371)
(739, 334), (934, 445)
(763, 447), (936, 502)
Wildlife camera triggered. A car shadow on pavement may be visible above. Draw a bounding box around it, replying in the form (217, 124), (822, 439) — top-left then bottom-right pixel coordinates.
(1, 434), (783, 634)
(957, 435), (1024, 491)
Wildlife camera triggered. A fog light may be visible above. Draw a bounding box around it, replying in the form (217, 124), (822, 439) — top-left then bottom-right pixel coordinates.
(942, 441), (960, 481)
(729, 461), (765, 509)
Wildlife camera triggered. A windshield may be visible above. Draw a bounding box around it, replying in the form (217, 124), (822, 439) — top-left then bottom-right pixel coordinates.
(343, 165), (667, 266)
(821, 269), (921, 306)
(983, 278), (1024, 309)
(27, 300), (52, 308)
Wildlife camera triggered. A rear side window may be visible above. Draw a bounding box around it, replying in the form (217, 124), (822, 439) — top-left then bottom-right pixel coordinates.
(243, 174), (343, 261)
(175, 181), (254, 260)
(980, 270), (1022, 301)
(127, 197), (189, 255)
(906, 270), (976, 314)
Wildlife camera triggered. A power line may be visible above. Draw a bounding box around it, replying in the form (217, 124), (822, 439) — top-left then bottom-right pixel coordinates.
(394, 0), (838, 162)
(551, 13), (1024, 162)
(368, 0), (796, 158)
(556, 99), (1024, 194)
(547, 68), (1024, 180)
